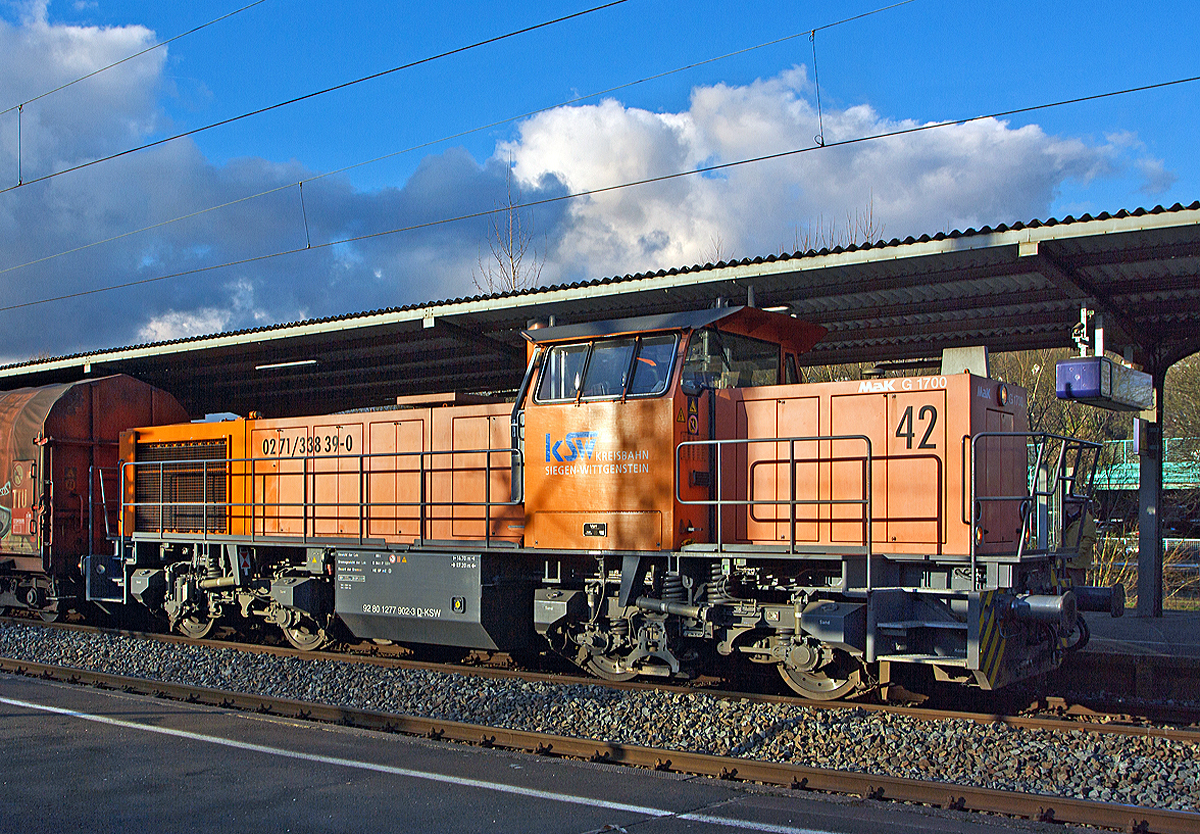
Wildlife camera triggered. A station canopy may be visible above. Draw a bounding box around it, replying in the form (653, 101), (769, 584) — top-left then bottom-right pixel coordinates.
(2, 202), (1198, 419)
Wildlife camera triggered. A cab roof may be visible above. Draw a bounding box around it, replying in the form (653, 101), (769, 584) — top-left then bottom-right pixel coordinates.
(521, 306), (827, 356)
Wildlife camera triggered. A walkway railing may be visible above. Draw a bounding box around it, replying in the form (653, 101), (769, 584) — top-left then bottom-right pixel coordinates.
(120, 446), (522, 549)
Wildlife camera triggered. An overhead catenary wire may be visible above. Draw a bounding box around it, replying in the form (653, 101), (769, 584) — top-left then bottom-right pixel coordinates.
(810, 31), (826, 147)
(1, 72), (1196, 317)
(0, 0), (634, 198)
(1, 1), (268, 117)
(0, 0), (917, 280)
(3, 1), (268, 183)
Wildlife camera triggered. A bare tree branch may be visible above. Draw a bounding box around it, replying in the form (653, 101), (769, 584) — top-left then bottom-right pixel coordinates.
(473, 162), (545, 294)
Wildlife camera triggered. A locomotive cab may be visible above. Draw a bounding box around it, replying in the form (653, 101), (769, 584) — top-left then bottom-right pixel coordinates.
(521, 307), (825, 553)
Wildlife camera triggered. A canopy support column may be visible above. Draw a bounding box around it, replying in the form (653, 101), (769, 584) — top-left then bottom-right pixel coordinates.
(1135, 366), (1166, 618)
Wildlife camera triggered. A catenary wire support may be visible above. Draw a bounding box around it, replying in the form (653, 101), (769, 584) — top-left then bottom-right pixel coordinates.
(298, 181), (312, 249)
(809, 31), (825, 147)
(16, 104), (22, 186)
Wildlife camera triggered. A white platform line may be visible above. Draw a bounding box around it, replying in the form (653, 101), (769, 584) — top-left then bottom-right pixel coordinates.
(2, 695), (832, 834)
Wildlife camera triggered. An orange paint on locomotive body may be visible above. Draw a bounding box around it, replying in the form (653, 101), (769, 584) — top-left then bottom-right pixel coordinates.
(121, 401), (521, 546)
(119, 310), (1028, 561)
(120, 312), (1029, 566)
(712, 373), (1029, 557)
(525, 396), (674, 551)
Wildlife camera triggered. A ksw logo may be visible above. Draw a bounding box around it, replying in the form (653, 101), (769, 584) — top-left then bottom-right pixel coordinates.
(545, 432), (598, 462)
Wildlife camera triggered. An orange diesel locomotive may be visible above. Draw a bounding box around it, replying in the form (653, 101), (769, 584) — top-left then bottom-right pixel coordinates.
(106, 307), (1121, 698)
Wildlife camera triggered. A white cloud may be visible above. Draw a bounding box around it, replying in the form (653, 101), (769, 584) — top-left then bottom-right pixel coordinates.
(500, 67), (1149, 277)
(137, 307), (230, 343)
(0, 9), (523, 360)
(1136, 157), (1177, 195)
(0, 3), (163, 167)
(0, 7), (1176, 362)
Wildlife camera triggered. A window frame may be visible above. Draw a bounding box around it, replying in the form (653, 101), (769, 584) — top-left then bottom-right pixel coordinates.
(533, 333), (680, 404)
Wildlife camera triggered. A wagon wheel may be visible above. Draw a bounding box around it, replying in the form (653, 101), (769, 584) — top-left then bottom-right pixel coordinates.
(281, 619), (330, 651)
(177, 614), (215, 640)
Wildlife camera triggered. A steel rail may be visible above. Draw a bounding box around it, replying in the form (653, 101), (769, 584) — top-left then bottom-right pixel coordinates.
(1, 657), (1196, 834)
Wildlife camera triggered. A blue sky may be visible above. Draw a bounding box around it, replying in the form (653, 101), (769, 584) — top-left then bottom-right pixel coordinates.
(0, 0), (1195, 360)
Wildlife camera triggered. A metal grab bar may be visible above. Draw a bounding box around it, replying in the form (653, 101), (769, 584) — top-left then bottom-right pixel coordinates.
(119, 445), (523, 548)
(93, 466), (115, 539)
(676, 434), (874, 585)
(968, 431), (1101, 588)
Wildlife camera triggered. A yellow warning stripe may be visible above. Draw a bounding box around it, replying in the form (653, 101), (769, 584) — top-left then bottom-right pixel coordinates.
(976, 590), (1006, 688)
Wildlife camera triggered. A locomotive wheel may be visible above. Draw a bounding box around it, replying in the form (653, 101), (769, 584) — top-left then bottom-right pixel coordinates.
(177, 615), (215, 639)
(583, 652), (638, 682)
(778, 659), (862, 700)
(39, 610), (60, 624)
(282, 620), (330, 651)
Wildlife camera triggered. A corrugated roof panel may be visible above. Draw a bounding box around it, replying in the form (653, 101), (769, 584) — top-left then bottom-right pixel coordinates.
(0, 202), (1197, 416)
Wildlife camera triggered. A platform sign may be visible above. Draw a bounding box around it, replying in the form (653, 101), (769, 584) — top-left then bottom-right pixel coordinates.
(1056, 356), (1152, 412)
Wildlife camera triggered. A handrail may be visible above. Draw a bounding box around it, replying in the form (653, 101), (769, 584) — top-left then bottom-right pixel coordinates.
(84, 465), (127, 544)
(675, 434), (874, 584)
(94, 465), (123, 541)
(968, 431), (1102, 589)
(120, 446), (523, 549)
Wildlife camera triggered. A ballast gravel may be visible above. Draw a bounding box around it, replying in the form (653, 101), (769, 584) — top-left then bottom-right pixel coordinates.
(1, 621), (1196, 812)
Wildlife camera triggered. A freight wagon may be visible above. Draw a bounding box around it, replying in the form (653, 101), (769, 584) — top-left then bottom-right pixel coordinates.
(0, 376), (188, 618)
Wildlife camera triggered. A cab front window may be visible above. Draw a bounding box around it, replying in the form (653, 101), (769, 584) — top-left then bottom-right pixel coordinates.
(537, 343), (589, 401)
(627, 335), (675, 395)
(535, 334), (678, 402)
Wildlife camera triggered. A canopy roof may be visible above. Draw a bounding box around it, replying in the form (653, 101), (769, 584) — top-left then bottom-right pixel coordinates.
(2, 202), (1197, 418)
(522, 305), (828, 357)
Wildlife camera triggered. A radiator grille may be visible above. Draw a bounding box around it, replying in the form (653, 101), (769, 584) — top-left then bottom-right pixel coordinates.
(133, 440), (228, 533)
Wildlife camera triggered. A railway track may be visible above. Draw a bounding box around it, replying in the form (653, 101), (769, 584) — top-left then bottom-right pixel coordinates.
(6, 614), (1199, 731)
(2, 653), (1197, 834)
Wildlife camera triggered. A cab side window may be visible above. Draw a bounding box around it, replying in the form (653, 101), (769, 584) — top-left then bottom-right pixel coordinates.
(681, 328), (780, 389)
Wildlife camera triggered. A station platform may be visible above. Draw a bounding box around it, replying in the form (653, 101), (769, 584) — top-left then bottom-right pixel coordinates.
(1082, 609), (1200, 658)
(0, 673), (1028, 834)
(1057, 609), (1200, 700)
